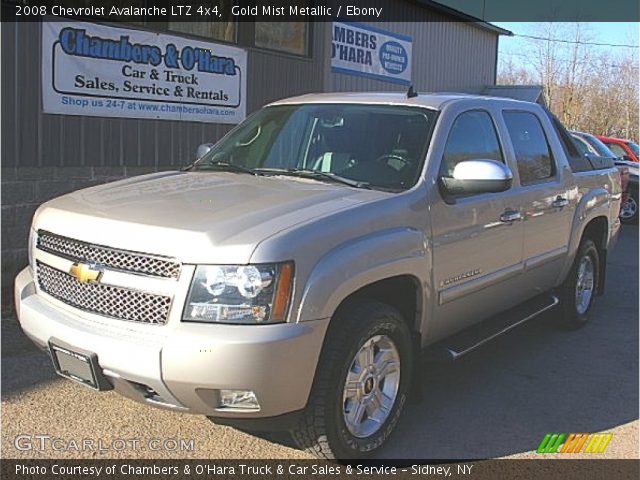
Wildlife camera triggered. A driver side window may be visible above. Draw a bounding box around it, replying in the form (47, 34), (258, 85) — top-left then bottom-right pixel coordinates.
(441, 110), (504, 177)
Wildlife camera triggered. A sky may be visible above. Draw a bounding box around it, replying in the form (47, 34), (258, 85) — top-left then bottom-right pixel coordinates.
(494, 22), (639, 72)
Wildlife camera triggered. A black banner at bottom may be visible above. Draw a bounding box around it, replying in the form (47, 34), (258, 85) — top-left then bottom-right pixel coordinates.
(1, 459), (638, 480)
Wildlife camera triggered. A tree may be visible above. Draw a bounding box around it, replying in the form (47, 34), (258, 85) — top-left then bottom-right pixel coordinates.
(498, 23), (639, 142)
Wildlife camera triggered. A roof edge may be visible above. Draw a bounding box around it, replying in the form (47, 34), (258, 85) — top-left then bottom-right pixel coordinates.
(415, 1), (513, 36)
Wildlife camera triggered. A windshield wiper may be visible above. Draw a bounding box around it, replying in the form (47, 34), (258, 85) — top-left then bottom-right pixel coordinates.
(258, 168), (370, 189)
(194, 161), (261, 176)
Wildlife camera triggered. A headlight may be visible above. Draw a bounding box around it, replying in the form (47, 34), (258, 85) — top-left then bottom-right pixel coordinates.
(183, 262), (294, 324)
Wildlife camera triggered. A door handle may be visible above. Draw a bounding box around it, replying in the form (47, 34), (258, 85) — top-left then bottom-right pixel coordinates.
(500, 210), (522, 223)
(552, 196), (569, 208)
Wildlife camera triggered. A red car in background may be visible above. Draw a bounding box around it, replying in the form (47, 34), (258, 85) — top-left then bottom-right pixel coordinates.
(596, 135), (639, 162)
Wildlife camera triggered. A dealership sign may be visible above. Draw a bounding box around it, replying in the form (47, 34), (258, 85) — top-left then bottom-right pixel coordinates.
(331, 22), (412, 85)
(42, 21), (247, 124)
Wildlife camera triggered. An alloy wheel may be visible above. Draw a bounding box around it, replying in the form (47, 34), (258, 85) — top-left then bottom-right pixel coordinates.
(342, 334), (401, 438)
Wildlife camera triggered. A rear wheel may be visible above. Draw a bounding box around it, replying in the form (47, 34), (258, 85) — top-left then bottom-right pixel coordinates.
(290, 300), (413, 459)
(620, 188), (638, 224)
(557, 238), (600, 329)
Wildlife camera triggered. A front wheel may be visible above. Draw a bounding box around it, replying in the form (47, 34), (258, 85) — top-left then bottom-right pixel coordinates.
(557, 238), (600, 329)
(290, 300), (413, 459)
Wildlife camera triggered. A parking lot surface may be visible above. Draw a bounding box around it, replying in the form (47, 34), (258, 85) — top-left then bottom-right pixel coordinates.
(1, 227), (637, 459)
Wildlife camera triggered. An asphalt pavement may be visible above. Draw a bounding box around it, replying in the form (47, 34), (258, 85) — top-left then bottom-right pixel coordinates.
(1, 226), (637, 460)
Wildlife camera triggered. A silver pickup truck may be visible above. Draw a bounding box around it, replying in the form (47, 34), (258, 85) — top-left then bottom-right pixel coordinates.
(15, 92), (621, 459)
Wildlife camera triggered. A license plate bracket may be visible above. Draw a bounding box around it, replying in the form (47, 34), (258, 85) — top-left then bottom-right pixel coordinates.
(48, 339), (112, 391)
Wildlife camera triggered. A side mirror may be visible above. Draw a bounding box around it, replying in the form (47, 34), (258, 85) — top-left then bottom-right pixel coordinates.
(440, 159), (513, 197)
(622, 155), (633, 162)
(196, 143), (214, 160)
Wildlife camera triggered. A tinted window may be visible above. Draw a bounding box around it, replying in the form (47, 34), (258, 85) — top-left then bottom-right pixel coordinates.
(440, 111), (503, 177)
(194, 104), (436, 191)
(626, 142), (638, 156)
(545, 109), (579, 158)
(572, 135), (592, 156)
(605, 142), (627, 158)
(504, 112), (555, 184)
(581, 133), (616, 158)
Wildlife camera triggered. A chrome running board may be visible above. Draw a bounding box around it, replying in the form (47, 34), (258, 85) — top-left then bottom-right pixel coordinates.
(427, 294), (560, 362)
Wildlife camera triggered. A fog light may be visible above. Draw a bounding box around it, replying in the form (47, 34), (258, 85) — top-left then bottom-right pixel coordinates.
(219, 389), (260, 410)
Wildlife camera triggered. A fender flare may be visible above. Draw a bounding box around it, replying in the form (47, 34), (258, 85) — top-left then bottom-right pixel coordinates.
(295, 227), (430, 329)
(557, 187), (610, 286)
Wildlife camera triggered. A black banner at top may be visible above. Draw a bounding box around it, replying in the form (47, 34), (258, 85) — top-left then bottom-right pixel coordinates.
(1, 0), (639, 23)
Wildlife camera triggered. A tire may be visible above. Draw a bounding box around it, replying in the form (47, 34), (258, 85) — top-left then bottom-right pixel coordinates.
(620, 187), (638, 224)
(290, 300), (413, 459)
(557, 238), (600, 329)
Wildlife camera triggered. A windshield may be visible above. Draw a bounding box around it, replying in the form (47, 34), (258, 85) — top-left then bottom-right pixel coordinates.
(193, 104), (437, 191)
(581, 133), (617, 158)
(626, 142), (639, 156)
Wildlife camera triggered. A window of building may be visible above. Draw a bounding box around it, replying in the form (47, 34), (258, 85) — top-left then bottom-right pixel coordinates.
(255, 22), (308, 55)
(152, 1), (236, 43)
(168, 19), (236, 43)
(440, 110), (504, 178)
(503, 111), (555, 184)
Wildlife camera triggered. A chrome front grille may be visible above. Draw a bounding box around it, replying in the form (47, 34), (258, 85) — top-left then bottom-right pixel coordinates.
(37, 230), (181, 279)
(36, 261), (171, 324)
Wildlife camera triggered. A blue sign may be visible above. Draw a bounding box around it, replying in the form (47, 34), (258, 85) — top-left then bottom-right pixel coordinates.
(331, 22), (412, 85)
(379, 41), (409, 75)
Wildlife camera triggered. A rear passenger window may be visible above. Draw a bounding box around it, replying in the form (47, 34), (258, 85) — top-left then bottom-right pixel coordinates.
(440, 110), (504, 177)
(503, 112), (555, 184)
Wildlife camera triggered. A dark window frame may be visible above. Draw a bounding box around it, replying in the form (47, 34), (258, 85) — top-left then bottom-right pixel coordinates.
(543, 109), (580, 159)
(502, 109), (558, 187)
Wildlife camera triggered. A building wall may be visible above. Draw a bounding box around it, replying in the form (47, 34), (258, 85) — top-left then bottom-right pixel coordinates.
(1, 12), (498, 304)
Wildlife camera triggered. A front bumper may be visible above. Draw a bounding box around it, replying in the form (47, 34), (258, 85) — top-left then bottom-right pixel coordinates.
(14, 266), (329, 419)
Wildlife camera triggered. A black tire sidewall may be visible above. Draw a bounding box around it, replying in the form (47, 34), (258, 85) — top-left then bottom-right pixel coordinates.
(561, 239), (599, 327)
(620, 188), (638, 224)
(325, 304), (413, 459)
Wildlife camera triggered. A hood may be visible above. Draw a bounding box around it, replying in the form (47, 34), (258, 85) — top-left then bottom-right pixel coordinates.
(33, 171), (387, 264)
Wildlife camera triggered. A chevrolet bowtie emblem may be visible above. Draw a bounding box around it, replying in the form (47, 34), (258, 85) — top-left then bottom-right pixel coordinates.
(69, 262), (103, 283)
